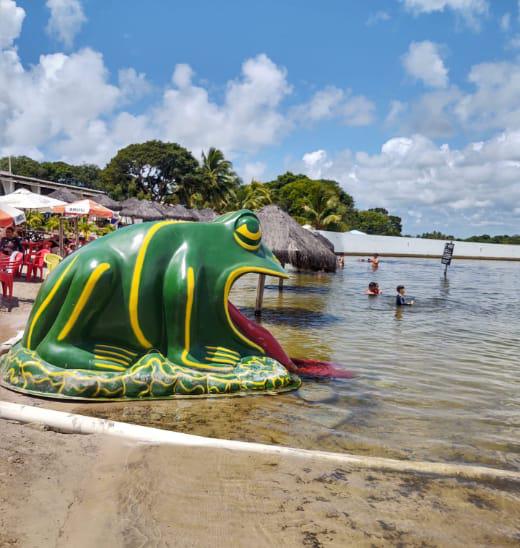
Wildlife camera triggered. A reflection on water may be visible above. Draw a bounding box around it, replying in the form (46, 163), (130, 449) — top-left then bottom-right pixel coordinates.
(79, 258), (520, 470)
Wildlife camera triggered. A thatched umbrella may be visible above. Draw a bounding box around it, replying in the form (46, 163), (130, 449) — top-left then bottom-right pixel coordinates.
(191, 208), (217, 222)
(48, 188), (81, 203)
(257, 205), (337, 273)
(253, 205), (337, 314)
(119, 198), (164, 221)
(156, 203), (197, 221)
(92, 194), (122, 211)
(313, 231), (335, 253)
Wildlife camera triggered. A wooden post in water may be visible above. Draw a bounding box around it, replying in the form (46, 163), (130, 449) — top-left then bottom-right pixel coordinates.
(278, 262), (285, 292)
(255, 274), (266, 316)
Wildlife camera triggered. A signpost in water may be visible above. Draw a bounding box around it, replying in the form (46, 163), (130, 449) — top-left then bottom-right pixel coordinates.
(441, 242), (455, 275)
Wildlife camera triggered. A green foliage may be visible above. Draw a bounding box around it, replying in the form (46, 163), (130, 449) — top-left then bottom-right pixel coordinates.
(353, 209), (402, 236)
(464, 234), (520, 245)
(25, 211), (45, 230)
(199, 147), (240, 211)
(418, 230), (455, 240)
(0, 156), (46, 178)
(102, 140), (201, 203)
(0, 156), (102, 188)
(233, 181), (272, 211)
(44, 215), (61, 233)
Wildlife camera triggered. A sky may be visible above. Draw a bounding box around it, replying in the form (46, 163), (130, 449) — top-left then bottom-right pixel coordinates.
(1, 0), (520, 236)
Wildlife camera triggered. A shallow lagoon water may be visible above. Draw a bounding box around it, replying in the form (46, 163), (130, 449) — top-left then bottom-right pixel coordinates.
(77, 258), (520, 470)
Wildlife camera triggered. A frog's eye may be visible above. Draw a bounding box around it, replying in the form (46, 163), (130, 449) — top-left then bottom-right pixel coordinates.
(234, 214), (262, 251)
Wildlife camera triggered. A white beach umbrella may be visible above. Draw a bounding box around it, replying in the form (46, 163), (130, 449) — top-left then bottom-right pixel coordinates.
(0, 188), (66, 210)
(0, 204), (26, 228)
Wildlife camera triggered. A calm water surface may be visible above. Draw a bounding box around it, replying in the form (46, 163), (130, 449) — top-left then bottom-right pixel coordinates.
(81, 258), (520, 470)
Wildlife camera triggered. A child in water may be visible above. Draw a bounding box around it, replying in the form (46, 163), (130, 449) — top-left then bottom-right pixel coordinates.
(396, 285), (414, 306)
(366, 282), (381, 295)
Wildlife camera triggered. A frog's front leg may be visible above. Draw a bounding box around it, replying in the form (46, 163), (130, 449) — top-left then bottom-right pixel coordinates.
(163, 253), (234, 372)
(37, 258), (116, 371)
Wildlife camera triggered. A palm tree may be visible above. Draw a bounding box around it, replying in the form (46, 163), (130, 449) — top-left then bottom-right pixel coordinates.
(302, 189), (344, 230)
(200, 148), (239, 210)
(25, 211), (45, 230)
(237, 181), (272, 210)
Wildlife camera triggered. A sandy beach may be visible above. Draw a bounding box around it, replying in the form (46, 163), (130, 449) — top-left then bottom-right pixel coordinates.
(1, 281), (520, 547)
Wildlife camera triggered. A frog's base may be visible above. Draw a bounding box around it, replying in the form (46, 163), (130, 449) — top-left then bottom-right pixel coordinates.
(0, 344), (301, 401)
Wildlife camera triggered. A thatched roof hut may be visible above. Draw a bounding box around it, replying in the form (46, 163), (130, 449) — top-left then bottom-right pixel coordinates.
(92, 194), (122, 211)
(119, 198), (164, 221)
(191, 208), (217, 222)
(48, 188), (81, 203)
(313, 231), (335, 253)
(257, 205), (337, 272)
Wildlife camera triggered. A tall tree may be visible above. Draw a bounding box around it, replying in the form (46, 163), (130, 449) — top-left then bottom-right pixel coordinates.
(200, 147), (239, 210)
(102, 140), (200, 202)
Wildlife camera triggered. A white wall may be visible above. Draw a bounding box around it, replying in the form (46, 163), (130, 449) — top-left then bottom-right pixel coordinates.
(318, 231), (520, 261)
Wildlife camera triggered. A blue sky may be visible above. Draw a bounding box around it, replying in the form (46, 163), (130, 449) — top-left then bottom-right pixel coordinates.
(2, 0), (520, 235)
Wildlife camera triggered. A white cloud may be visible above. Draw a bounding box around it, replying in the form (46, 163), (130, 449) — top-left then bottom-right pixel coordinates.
(241, 161), (266, 182)
(366, 11), (391, 26)
(297, 131), (520, 234)
(385, 100), (407, 125)
(0, 47), (120, 162)
(0, 0), (24, 49)
(455, 60), (520, 131)
(507, 34), (520, 49)
(402, 0), (488, 28)
(500, 13), (511, 31)
(292, 86), (376, 126)
(46, 0), (86, 47)
(152, 54), (292, 157)
(118, 68), (151, 103)
(402, 41), (449, 88)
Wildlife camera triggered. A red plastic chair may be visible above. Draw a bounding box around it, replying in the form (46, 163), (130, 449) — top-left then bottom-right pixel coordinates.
(0, 256), (16, 298)
(9, 252), (23, 277)
(26, 249), (50, 282)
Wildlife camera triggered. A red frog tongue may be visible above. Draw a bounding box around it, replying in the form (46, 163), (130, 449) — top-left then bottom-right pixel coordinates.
(227, 302), (296, 371)
(227, 302), (355, 379)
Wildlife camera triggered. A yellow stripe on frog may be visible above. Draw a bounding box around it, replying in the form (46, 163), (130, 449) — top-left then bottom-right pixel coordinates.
(26, 255), (79, 350)
(181, 267), (233, 372)
(205, 346), (240, 357)
(95, 344), (137, 357)
(223, 267), (288, 354)
(236, 224), (261, 241)
(233, 233), (260, 251)
(57, 262), (111, 342)
(129, 221), (177, 349)
(93, 362), (127, 372)
(94, 354), (131, 367)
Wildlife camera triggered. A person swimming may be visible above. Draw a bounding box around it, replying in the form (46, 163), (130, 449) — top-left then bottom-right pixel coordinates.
(366, 282), (381, 295)
(396, 285), (414, 306)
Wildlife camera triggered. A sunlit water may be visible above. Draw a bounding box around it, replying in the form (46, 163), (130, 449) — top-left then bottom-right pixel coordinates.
(78, 258), (520, 470)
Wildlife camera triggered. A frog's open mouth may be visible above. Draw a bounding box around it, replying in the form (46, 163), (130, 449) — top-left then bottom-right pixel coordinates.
(224, 268), (294, 369)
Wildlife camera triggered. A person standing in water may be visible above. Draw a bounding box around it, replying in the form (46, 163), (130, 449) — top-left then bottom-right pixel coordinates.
(368, 253), (380, 269)
(396, 285), (414, 306)
(365, 282), (381, 295)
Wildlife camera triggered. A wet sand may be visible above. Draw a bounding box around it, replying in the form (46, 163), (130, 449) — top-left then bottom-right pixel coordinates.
(1, 281), (520, 546)
(1, 417), (519, 547)
(0, 279), (39, 341)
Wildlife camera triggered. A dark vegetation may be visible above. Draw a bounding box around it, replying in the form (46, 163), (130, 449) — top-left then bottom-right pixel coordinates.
(2, 141), (517, 242)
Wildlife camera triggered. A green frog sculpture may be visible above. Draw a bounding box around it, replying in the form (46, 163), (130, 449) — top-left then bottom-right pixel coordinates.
(0, 210), (302, 400)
